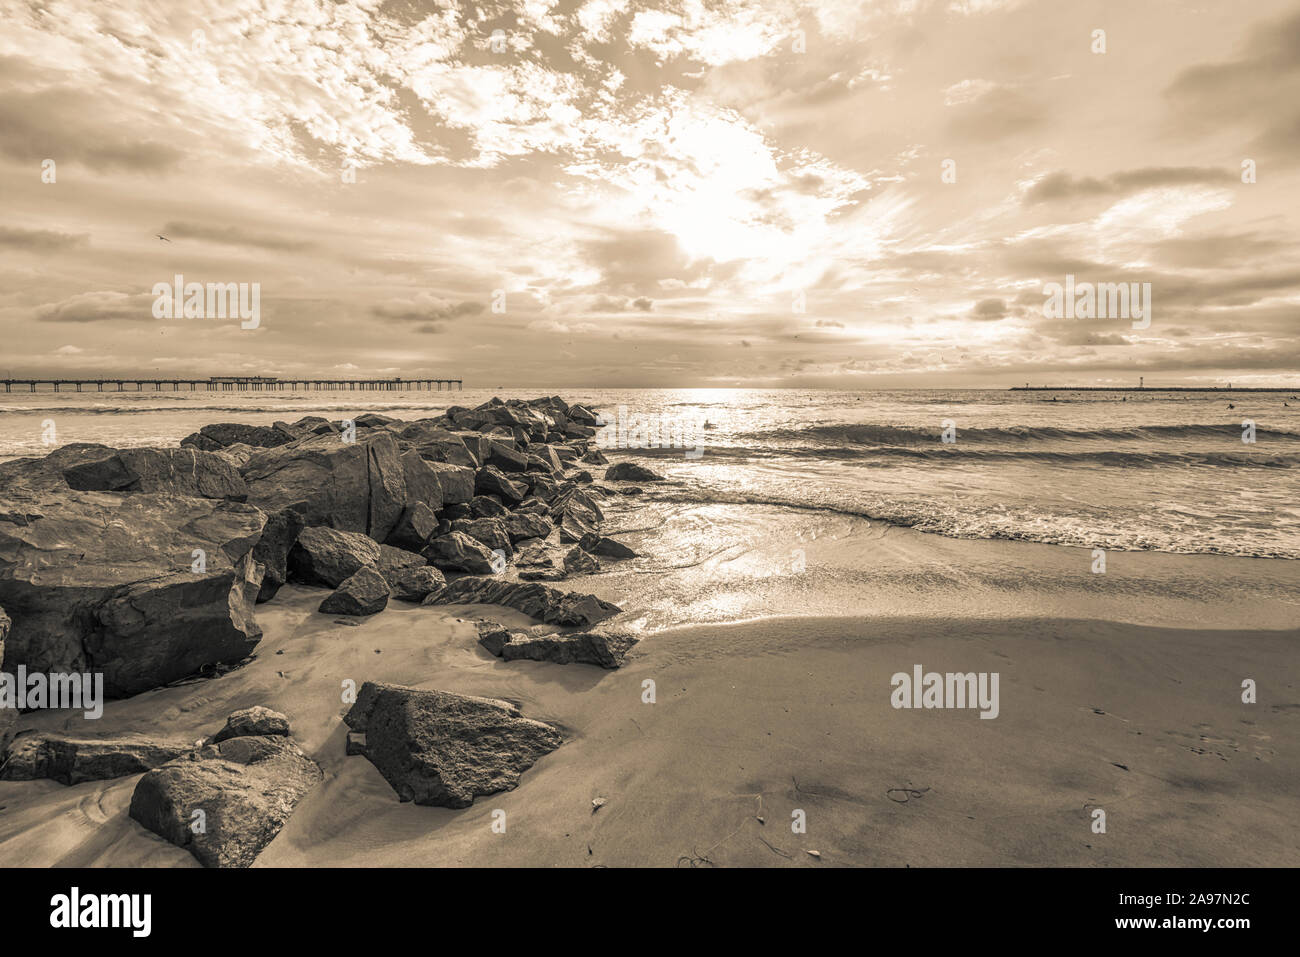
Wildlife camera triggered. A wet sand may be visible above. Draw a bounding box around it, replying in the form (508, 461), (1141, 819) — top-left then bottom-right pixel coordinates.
(2, 520), (1296, 867)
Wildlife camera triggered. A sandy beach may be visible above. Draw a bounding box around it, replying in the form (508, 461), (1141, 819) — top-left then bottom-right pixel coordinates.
(3, 512), (1295, 868)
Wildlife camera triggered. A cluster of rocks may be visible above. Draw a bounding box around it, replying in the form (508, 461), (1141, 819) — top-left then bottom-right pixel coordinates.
(0, 395), (667, 835)
(0, 396), (659, 709)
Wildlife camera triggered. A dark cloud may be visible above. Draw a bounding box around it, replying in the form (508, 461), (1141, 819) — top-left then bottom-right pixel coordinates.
(0, 89), (183, 172)
(0, 226), (89, 251)
(372, 294), (484, 330)
(1024, 167), (1234, 204)
(160, 222), (316, 252)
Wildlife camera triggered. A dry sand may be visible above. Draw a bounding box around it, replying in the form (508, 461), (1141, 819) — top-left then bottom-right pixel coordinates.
(1, 521), (1297, 867)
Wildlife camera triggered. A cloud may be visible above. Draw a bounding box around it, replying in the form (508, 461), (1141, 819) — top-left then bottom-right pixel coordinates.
(0, 226), (89, 250)
(34, 291), (154, 323)
(946, 84), (1047, 141)
(371, 293), (485, 330)
(1024, 167), (1235, 204)
(159, 222), (315, 252)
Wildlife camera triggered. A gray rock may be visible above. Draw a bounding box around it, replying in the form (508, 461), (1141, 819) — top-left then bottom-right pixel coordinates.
(422, 577), (621, 627)
(58, 446), (250, 501)
(242, 431), (406, 542)
(181, 422), (298, 450)
(475, 465), (526, 503)
(579, 533), (639, 559)
(252, 507), (305, 602)
(0, 489), (266, 698)
(399, 451), (445, 512)
(289, 526), (382, 588)
(375, 543), (425, 584)
(385, 502), (438, 552)
(423, 531), (501, 574)
(498, 631), (637, 669)
(605, 462), (665, 482)
(389, 566), (446, 602)
(128, 734), (323, 868)
(319, 565), (390, 616)
(449, 517), (513, 556)
(0, 731), (192, 785)
(563, 546), (600, 576)
(423, 462), (475, 504)
(212, 706), (291, 743)
(504, 512), (554, 543)
(343, 682), (562, 808)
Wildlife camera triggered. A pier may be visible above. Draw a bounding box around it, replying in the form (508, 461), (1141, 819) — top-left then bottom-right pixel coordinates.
(1, 377), (462, 393)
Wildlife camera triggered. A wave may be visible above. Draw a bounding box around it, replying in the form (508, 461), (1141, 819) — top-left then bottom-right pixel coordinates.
(638, 488), (1299, 559)
(732, 422), (1300, 446)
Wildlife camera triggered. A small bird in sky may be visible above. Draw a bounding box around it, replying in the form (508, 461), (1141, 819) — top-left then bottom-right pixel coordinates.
(157, 234), (171, 242)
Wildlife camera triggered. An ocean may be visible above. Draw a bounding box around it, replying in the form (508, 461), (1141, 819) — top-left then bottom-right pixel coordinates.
(2, 387), (1297, 559)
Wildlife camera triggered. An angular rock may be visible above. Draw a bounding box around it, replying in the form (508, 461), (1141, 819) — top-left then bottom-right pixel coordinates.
(59, 446), (249, 501)
(385, 502), (437, 552)
(343, 682), (562, 808)
(497, 631), (637, 669)
(605, 461), (664, 482)
(504, 512), (554, 543)
(288, 526), (381, 588)
(376, 543), (424, 581)
(211, 706), (291, 744)
(128, 735), (323, 868)
(563, 546), (600, 576)
(389, 565), (446, 602)
(422, 531), (499, 574)
(579, 533), (639, 559)
(181, 422), (298, 451)
(580, 449), (609, 466)
(475, 465), (526, 503)
(319, 565), (390, 616)
(449, 517), (513, 556)
(468, 495), (508, 518)
(424, 462), (474, 504)
(0, 490), (266, 698)
(485, 440), (529, 473)
(242, 431), (406, 542)
(422, 577), (621, 626)
(399, 451), (445, 512)
(252, 507), (305, 603)
(0, 731), (192, 785)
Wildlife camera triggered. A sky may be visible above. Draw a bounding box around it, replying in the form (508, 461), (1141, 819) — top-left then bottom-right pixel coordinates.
(1, 0), (1298, 389)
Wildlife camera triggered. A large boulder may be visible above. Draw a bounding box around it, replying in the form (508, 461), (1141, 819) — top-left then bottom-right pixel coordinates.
(563, 545), (599, 576)
(605, 462), (664, 482)
(424, 462), (474, 504)
(241, 431), (406, 542)
(399, 423), (480, 469)
(475, 466), (526, 503)
(449, 517), (513, 556)
(0, 731), (192, 785)
(181, 422), (298, 451)
(423, 577), (621, 627)
(252, 507), (305, 603)
(422, 531), (500, 574)
(52, 445), (249, 501)
(389, 566), (446, 602)
(343, 682), (562, 808)
(481, 629), (637, 669)
(504, 512), (554, 543)
(211, 706), (290, 743)
(553, 487), (604, 543)
(385, 502), (437, 553)
(0, 489), (266, 698)
(319, 566), (389, 616)
(485, 440), (529, 473)
(288, 526), (381, 588)
(128, 734), (322, 868)
(399, 451), (444, 512)
(579, 533), (639, 559)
